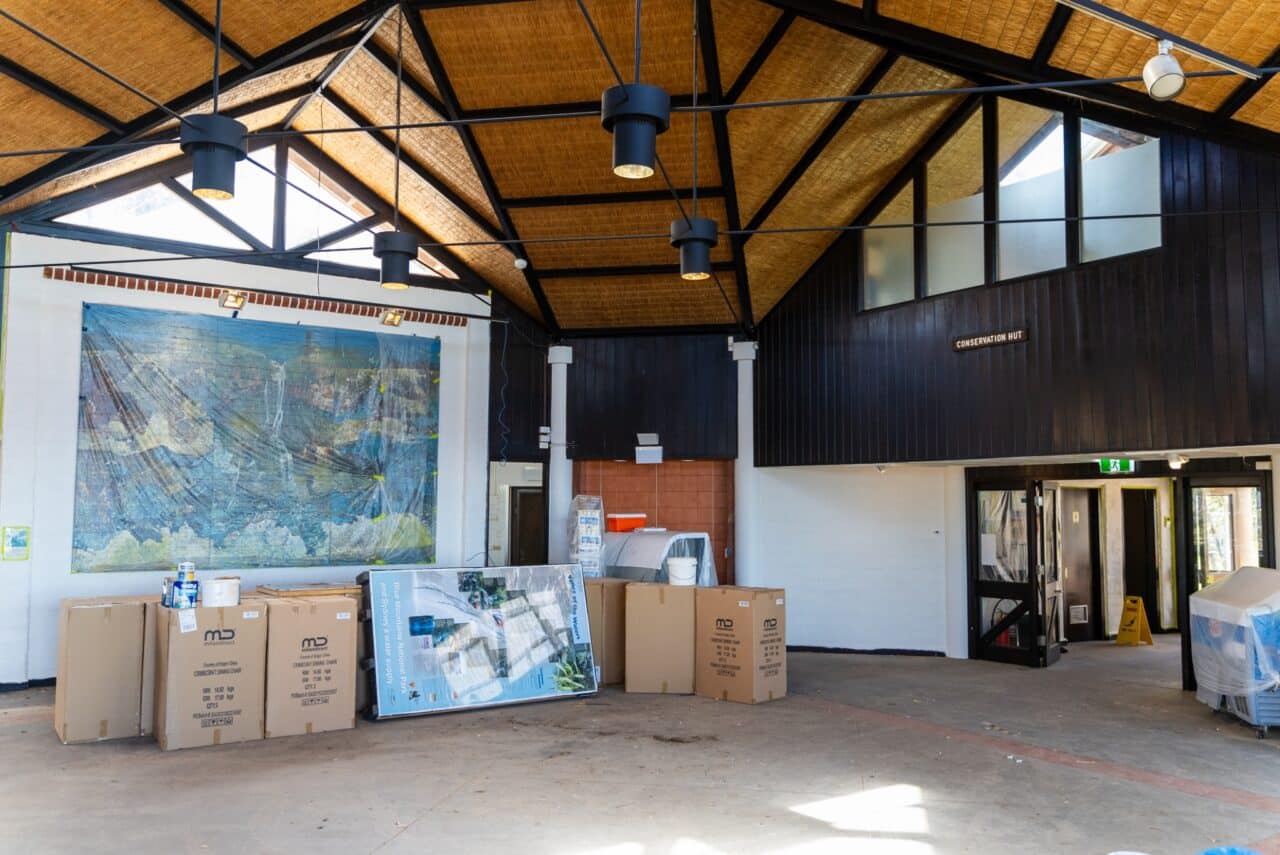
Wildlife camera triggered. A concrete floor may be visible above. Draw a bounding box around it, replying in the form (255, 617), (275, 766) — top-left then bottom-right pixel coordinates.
(3, 637), (1278, 855)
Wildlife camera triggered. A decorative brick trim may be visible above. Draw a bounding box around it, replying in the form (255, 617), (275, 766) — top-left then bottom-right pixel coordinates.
(42, 266), (470, 327)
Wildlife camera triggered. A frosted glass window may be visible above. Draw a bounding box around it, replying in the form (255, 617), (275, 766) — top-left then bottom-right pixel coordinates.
(998, 101), (1065, 280)
(926, 110), (984, 295)
(1081, 120), (1161, 262)
(862, 183), (914, 309)
(286, 151), (375, 249)
(56, 183), (250, 249)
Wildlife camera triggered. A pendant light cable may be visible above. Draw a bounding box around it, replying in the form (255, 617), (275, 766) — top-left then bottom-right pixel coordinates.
(576, 0), (628, 89)
(212, 0), (223, 113)
(634, 0), (643, 83)
(394, 11), (404, 230)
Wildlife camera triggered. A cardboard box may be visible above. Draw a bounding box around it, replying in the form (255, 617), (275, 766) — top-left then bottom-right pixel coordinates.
(54, 599), (146, 743)
(255, 582), (362, 598)
(695, 586), (787, 704)
(154, 604), (267, 750)
(585, 578), (629, 685)
(265, 597), (358, 738)
(624, 583), (694, 694)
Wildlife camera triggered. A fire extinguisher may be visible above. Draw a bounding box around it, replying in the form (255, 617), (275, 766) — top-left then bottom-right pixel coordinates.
(992, 599), (1019, 647)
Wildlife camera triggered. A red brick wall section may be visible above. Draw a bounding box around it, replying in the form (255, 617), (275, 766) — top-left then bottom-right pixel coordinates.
(574, 460), (734, 584)
(41, 267), (468, 326)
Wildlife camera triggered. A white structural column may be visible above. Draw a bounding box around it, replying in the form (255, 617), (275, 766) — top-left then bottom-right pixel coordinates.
(732, 340), (759, 586)
(547, 345), (574, 564)
(1272, 451), (1280, 565)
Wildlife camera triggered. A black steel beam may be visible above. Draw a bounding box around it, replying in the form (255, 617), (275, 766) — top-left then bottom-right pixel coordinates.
(912, 162), (926, 300)
(405, 4), (561, 332)
(764, 0), (1280, 157)
(981, 94), (998, 285)
(1031, 5), (1072, 73)
(289, 214), (382, 252)
(503, 186), (725, 208)
(744, 51), (897, 235)
(538, 261), (736, 279)
(321, 89), (505, 242)
(152, 0), (256, 69)
(1062, 109), (1082, 267)
(0, 1), (387, 208)
(458, 92), (703, 122)
(1216, 45), (1280, 119)
(724, 11), (795, 103)
(280, 8), (397, 130)
(697, 0), (755, 333)
(0, 56), (123, 133)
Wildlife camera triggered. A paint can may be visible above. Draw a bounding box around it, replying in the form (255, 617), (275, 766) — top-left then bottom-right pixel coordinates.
(667, 556), (698, 586)
(171, 569), (199, 609)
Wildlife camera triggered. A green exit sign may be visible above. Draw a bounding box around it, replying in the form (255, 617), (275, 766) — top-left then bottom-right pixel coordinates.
(1099, 458), (1138, 474)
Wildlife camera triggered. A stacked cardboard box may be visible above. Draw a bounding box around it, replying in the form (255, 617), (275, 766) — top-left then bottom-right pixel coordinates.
(625, 583), (696, 694)
(584, 577), (629, 685)
(154, 604), (267, 750)
(256, 583), (367, 713)
(264, 597), (358, 738)
(695, 586), (787, 704)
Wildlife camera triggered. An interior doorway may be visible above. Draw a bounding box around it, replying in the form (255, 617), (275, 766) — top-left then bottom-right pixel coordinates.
(509, 486), (547, 565)
(1121, 488), (1162, 632)
(1060, 487), (1102, 643)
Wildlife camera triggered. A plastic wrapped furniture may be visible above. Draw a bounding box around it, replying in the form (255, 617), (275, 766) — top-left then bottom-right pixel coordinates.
(601, 530), (719, 586)
(1190, 566), (1280, 738)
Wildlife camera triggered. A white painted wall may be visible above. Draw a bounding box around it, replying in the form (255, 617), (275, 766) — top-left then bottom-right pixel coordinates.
(0, 233), (491, 682)
(746, 465), (967, 656)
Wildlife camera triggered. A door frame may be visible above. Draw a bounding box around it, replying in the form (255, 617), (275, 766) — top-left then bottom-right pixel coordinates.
(968, 477), (1042, 667)
(1119, 486), (1163, 633)
(967, 456), (1274, 685)
(1176, 472), (1275, 691)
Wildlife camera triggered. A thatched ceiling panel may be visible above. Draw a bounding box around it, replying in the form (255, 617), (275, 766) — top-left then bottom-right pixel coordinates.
(421, 0), (708, 110)
(728, 20), (886, 222)
(0, 0), (231, 122)
(183, 0), (366, 56)
(710, 0), (782, 93)
(329, 48), (498, 227)
(296, 98), (539, 318)
(544, 272), (740, 328)
(472, 112), (720, 199)
(510, 196), (732, 269)
(880, 0), (1053, 59)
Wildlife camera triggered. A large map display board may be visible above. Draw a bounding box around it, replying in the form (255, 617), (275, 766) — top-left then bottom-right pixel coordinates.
(365, 566), (597, 718)
(71, 304), (441, 572)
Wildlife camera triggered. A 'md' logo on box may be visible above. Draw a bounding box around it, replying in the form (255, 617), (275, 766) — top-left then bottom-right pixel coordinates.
(953, 328), (1029, 352)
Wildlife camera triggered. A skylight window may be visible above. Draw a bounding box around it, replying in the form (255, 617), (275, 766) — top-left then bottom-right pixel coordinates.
(56, 183), (250, 249)
(174, 148), (277, 245)
(286, 151), (374, 249)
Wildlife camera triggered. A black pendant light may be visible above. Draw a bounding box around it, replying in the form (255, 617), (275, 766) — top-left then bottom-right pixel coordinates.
(376, 12), (416, 291)
(183, 0), (245, 200)
(670, 0), (716, 280)
(671, 217), (717, 280)
(599, 0), (669, 179)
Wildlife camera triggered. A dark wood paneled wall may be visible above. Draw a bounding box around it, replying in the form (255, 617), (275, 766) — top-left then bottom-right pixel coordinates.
(489, 296), (550, 462)
(755, 135), (1280, 466)
(567, 334), (737, 460)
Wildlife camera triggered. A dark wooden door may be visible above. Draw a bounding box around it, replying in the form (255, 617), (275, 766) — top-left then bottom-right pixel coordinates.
(509, 486), (547, 566)
(1060, 488), (1101, 643)
(1122, 489), (1162, 632)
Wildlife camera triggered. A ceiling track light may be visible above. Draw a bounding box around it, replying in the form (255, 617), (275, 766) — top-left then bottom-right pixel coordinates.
(671, 217), (717, 280)
(1167, 453), (1189, 470)
(1054, 0), (1260, 103)
(601, 83), (670, 179)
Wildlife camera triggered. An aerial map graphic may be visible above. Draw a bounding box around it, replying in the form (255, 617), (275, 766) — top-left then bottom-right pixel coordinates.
(71, 304), (441, 573)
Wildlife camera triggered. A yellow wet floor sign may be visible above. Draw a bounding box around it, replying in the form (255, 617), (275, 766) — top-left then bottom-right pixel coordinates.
(1117, 595), (1154, 646)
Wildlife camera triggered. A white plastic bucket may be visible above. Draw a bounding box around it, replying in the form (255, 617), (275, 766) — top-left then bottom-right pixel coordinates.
(667, 556), (698, 586)
(201, 576), (241, 607)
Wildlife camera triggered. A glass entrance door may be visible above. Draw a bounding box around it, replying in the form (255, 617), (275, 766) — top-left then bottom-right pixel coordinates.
(972, 484), (1040, 666)
(1191, 483), (1266, 590)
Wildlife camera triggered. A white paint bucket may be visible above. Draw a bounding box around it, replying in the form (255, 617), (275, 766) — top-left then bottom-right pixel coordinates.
(200, 576), (241, 607)
(667, 556), (698, 586)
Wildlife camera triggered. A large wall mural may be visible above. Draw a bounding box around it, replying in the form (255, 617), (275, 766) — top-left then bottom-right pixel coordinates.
(71, 304), (441, 572)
